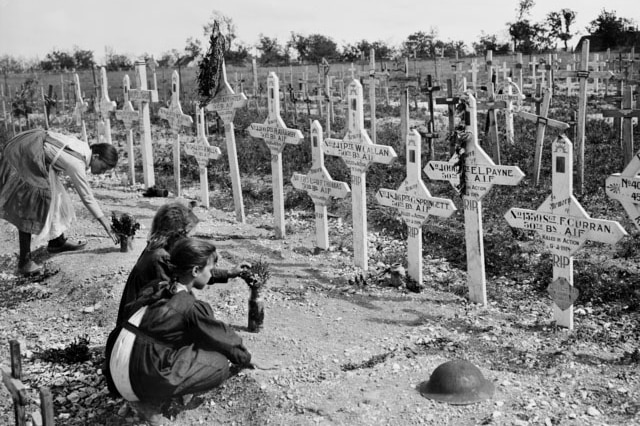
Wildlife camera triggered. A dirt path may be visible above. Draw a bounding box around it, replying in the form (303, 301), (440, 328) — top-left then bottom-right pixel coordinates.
(1, 179), (639, 425)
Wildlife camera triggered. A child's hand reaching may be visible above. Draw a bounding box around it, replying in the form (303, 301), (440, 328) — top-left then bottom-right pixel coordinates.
(230, 262), (251, 279)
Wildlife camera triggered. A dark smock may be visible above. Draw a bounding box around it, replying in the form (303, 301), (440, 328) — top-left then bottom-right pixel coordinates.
(106, 280), (251, 402)
(116, 245), (232, 325)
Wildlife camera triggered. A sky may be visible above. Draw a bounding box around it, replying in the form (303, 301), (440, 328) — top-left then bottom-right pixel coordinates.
(0, 0), (637, 64)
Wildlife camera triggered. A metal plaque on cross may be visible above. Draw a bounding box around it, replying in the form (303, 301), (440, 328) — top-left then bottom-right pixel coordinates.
(606, 148), (640, 230)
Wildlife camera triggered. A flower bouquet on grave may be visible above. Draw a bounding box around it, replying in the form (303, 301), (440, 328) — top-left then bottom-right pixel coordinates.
(111, 212), (141, 253)
(238, 259), (270, 332)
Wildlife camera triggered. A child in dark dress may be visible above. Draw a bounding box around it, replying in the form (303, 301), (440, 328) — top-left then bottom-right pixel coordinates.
(116, 201), (247, 325)
(106, 238), (258, 425)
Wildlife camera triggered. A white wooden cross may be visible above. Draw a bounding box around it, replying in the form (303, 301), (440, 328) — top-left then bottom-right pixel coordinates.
(376, 129), (456, 284)
(114, 75), (140, 184)
(555, 40), (614, 193)
(184, 107), (221, 208)
(248, 72), (304, 239)
(506, 136), (626, 329)
(96, 67), (116, 144)
(494, 78), (524, 145)
(468, 59), (479, 92)
(497, 62), (510, 86)
(205, 60), (248, 222)
(158, 70), (193, 197)
(517, 87), (570, 186)
(607, 147), (640, 231)
(324, 79), (398, 269)
(425, 92), (524, 305)
(129, 59), (159, 189)
(362, 48), (379, 143)
(71, 73), (88, 129)
(602, 85), (640, 166)
(529, 55), (538, 90)
(514, 52), (524, 91)
(291, 120), (350, 249)
(477, 70), (506, 164)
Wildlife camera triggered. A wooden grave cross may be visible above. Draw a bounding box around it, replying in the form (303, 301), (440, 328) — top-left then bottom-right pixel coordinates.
(362, 49), (380, 142)
(248, 72), (304, 238)
(606, 147), (640, 231)
(497, 62), (510, 86)
(435, 79), (460, 156)
(468, 59), (479, 92)
(506, 136), (626, 329)
(452, 62), (466, 92)
(476, 71), (507, 164)
(71, 73), (88, 129)
(376, 129), (456, 284)
(517, 86), (570, 186)
(555, 40), (614, 193)
(603, 85), (640, 166)
(184, 107), (221, 208)
(388, 64), (420, 143)
(514, 52), (524, 91)
(484, 50), (494, 89)
(425, 92), (524, 305)
(114, 74), (140, 184)
(494, 77), (525, 145)
(205, 60), (248, 222)
(324, 79), (398, 269)
(96, 67), (116, 144)
(158, 70), (193, 197)
(291, 120), (350, 249)
(129, 59), (159, 188)
(419, 74), (441, 161)
(529, 56), (538, 90)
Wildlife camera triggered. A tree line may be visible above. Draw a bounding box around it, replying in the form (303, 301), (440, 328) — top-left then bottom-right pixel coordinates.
(0, 5), (636, 74)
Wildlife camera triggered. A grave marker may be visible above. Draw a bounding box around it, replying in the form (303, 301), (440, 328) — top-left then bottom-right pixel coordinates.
(421, 75), (440, 161)
(555, 40), (614, 193)
(129, 59), (159, 188)
(376, 129), (456, 283)
(291, 120), (350, 249)
(517, 86), (569, 186)
(514, 52), (524, 91)
(96, 67), (116, 144)
(477, 71), (507, 163)
(248, 72), (304, 238)
(602, 85), (640, 166)
(158, 70), (194, 197)
(362, 48), (380, 143)
(435, 79), (460, 156)
(468, 59), (479, 92)
(72, 73), (88, 128)
(114, 75), (140, 184)
(606, 147), (640, 231)
(205, 61), (248, 222)
(184, 107), (221, 208)
(324, 79), (398, 269)
(506, 136), (626, 328)
(425, 93), (524, 305)
(494, 78), (524, 145)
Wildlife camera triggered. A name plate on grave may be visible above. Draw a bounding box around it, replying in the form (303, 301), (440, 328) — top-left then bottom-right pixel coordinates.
(494, 94), (524, 102)
(324, 135), (395, 174)
(207, 93), (247, 124)
(507, 207), (623, 255)
(129, 91), (154, 102)
(547, 277), (579, 311)
(184, 143), (221, 169)
(376, 183), (455, 228)
(291, 168), (350, 206)
(606, 175), (640, 203)
(248, 118), (303, 153)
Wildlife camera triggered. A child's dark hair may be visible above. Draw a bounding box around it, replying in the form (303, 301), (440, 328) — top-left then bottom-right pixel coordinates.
(148, 202), (200, 251)
(90, 143), (119, 168)
(169, 238), (218, 277)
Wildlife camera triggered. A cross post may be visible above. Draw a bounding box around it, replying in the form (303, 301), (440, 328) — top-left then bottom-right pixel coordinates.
(324, 79), (398, 269)
(184, 107), (221, 208)
(158, 70), (193, 197)
(248, 72), (304, 238)
(506, 136), (626, 328)
(114, 74), (140, 184)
